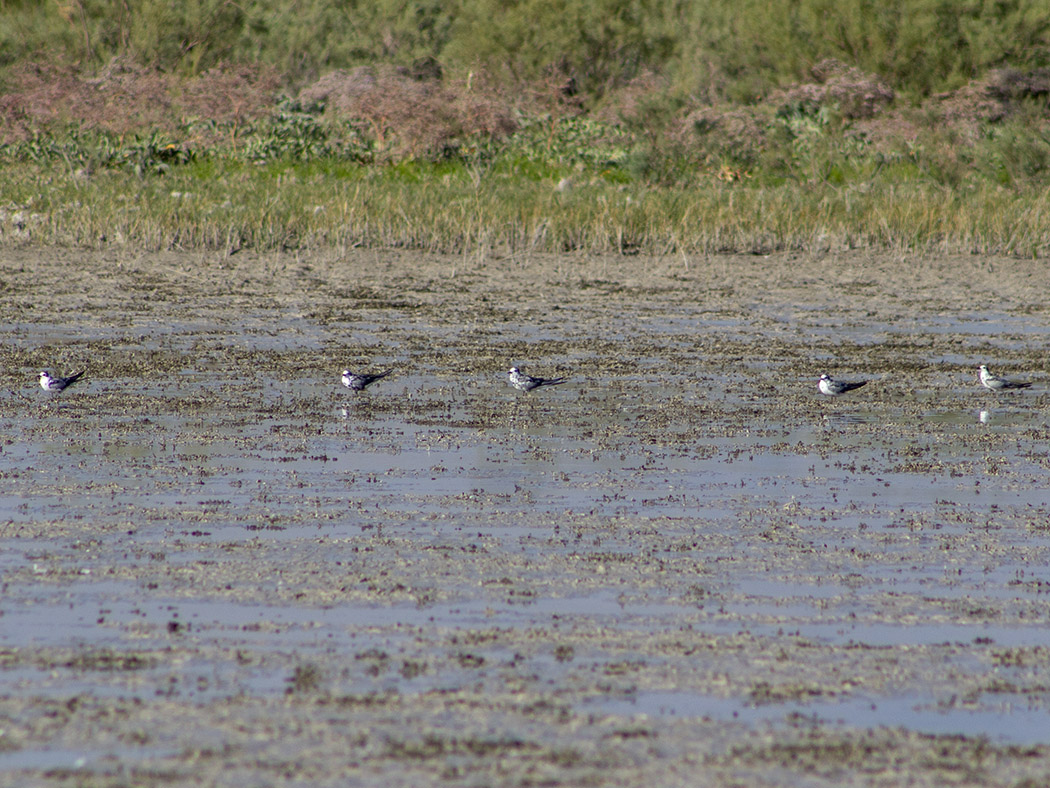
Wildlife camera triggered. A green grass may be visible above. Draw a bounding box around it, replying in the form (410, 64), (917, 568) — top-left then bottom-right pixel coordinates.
(3, 103), (1050, 256)
(4, 150), (1049, 256)
(3, 0), (1048, 101)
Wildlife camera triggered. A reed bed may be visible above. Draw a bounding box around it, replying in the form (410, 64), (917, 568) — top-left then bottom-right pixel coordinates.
(4, 158), (1049, 257)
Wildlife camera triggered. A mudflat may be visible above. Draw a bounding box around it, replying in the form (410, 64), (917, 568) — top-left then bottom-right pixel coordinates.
(1, 247), (1049, 787)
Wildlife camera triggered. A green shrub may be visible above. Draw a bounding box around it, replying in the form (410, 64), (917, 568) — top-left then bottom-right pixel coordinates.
(3, 0), (1048, 99)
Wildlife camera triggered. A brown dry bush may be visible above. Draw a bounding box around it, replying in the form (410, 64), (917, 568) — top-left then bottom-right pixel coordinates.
(678, 61), (895, 165)
(178, 64), (282, 125)
(924, 67), (1050, 145)
(592, 70), (668, 127)
(776, 59), (895, 120)
(986, 67), (1050, 103)
(679, 105), (770, 167)
(1, 57), (174, 140)
(840, 66), (1050, 161)
(298, 65), (529, 158)
(847, 71), (1043, 153)
(0, 57), (280, 143)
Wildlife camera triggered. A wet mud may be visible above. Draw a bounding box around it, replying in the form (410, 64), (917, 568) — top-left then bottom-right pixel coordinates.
(1, 247), (1049, 786)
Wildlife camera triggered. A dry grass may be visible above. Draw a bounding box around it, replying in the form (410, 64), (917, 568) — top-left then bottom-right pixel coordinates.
(4, 157), (1049, 258)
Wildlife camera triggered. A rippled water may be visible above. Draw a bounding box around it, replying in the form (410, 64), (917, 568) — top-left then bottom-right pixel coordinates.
(2, 254), (1050, 775)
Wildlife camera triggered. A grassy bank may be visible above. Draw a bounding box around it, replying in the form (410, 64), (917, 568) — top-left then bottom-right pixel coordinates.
(3, 100), (1050, 256)
(2, 0), (1050, 257)
(4, 152), (1048, 257)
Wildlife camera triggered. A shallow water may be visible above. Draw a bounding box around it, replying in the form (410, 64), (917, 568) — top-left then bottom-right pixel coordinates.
(1, 249), (1049, 784)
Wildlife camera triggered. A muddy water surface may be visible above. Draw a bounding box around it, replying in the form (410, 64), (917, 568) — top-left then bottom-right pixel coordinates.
(1, 248), (1049, 786)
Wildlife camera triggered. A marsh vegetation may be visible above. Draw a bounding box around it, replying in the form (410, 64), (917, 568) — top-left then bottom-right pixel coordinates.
(2, 1), (1050, 255)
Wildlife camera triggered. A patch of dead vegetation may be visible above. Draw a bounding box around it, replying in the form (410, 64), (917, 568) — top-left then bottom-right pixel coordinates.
(0, 56), (280, 143)
(681, 60), (896, 162)
(925, 66), (1050, 145)
(680, 59), (1050, 170)
(779, 58), (896, 120)
(297, 65), (522, 157)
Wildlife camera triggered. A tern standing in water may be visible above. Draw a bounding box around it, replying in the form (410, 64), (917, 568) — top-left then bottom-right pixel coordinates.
(342, 369), (393, 391)
(39, 370), (86, 392)
(978, 365), (1031, 391)
(818, 373), (868, 397)
(508, 367), (568, 392)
